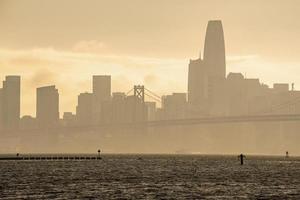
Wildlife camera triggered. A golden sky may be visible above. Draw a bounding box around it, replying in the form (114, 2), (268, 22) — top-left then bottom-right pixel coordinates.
(1, 0), (300, 116)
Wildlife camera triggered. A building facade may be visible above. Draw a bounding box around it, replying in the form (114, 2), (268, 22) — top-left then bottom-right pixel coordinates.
(1, 76), (21, 130)
(36, 85), (59, 128)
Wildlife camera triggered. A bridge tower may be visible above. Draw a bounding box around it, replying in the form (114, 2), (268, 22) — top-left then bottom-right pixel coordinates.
(132, 85), (146, 123)
(134, 85), (145, 103)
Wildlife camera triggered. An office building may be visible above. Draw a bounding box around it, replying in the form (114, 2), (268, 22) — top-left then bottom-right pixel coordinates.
(92, 75), (111, 124)
(62, 112), (76, 127)
(1, 76), (21, 130)
(36, 85), (59, 128)
(111, 92), (126, 123)
(188, 20), (226, 116)
(76, 92), (93, 126)
(20, 115), (36, 130)
(124, 95), (147, 123)
(162, 93), (187, 120)
(145, 102), (156, 121)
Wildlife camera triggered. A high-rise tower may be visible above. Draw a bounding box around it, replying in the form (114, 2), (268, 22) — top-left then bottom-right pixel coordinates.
(36, 85), (59, 128)
(1, 76), (21, 130)
(93, 75), (111, 102)
(92, 75), (111, 124)
(76, 92), (93, 125)
(188, 20), (226, 116)
(203, 20), (226, 79)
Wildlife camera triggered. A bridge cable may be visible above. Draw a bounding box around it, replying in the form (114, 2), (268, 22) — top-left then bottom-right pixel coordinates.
(144, 88), (161, 100)
(144, 93), (161, 103)
(125, 88), (134, 96)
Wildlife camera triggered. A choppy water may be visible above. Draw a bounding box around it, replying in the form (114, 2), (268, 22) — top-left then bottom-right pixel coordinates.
(0, 155), (299, 199)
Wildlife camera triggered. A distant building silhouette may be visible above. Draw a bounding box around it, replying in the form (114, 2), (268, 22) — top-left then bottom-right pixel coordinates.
(100, 100), (113, 124)
(93, 75), (111, 102)
(92, 75), (111, 124)
(226, 73), (248, 115)
(36, 85), (59, 128)
(162, 93), (187, 120)
(20, 115), (36, 130)
(124, 95), (147, 123)
(76, 92), (93, 126)
(187, 20), (300, 117)
(203, 20), (226, 79)
(0, 76), (21, 130)
(1, 20), (300, 132)
(62, 112), (76, 127)
(188, 55), (208, 113)
(273, 83), (289, 93)
(145, 102), (156, 121)
(188, 20), (226, 117)
(111, 92), (126, 123)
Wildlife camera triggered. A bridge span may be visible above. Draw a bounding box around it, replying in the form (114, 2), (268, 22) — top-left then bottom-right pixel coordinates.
(147, 114), (300, 127)
(2, 114), (300, 135)
(65, 114), (300, 130)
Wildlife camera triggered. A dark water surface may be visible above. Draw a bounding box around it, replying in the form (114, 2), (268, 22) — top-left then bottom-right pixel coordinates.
(0, 155), (299, 199)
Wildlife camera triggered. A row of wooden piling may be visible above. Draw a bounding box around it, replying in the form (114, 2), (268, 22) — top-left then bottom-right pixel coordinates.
(0, 156), (102, 161)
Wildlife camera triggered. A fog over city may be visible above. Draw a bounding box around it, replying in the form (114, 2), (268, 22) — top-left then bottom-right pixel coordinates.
(0, 0), (300, 155)
(2, 2), (300, 199)
(1, 0), (300, 116)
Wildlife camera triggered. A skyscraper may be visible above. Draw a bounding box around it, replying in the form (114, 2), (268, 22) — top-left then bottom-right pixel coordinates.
(93, 75), (111, 102)
(203, 20), (226, 79)
(124, 95), (147, 123)
(188, 55), (208, 107)
(92, 75), (111, 124)
(1, 76), (21, 130)
(111, 92), (126, 123)
(36, 85), (59, 128)
(76, 92), (93, 125)
(145, 102), (156, 121)
(188, 20), (226, 116)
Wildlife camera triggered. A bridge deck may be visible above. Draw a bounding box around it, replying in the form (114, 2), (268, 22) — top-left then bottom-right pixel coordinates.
(2, 114), (300, 134)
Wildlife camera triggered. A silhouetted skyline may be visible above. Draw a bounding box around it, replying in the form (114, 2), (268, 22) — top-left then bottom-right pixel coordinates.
(2, 0), (300, 117)
(0, 20), (299, 132)
(1, 3), (300, 199)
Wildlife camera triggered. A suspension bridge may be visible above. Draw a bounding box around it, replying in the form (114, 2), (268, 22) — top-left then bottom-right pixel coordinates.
(125, 85), (162, 105)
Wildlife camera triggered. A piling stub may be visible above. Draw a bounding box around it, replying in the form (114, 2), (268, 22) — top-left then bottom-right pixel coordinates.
(238, 153), (245, 165)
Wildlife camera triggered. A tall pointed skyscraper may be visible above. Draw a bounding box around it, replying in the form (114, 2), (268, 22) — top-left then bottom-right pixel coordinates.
(188, 20), (227, 117)
(203, 20), (226, 79)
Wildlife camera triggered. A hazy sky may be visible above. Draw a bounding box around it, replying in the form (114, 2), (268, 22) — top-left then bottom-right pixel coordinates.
(1, 0), (300, 116)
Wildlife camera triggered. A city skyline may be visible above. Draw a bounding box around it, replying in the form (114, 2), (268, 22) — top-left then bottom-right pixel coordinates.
(1, 2), (300, 198)
(1, 20), (299, 132)
(0, 27), (296, 119)
(1, 0), (300, 117)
